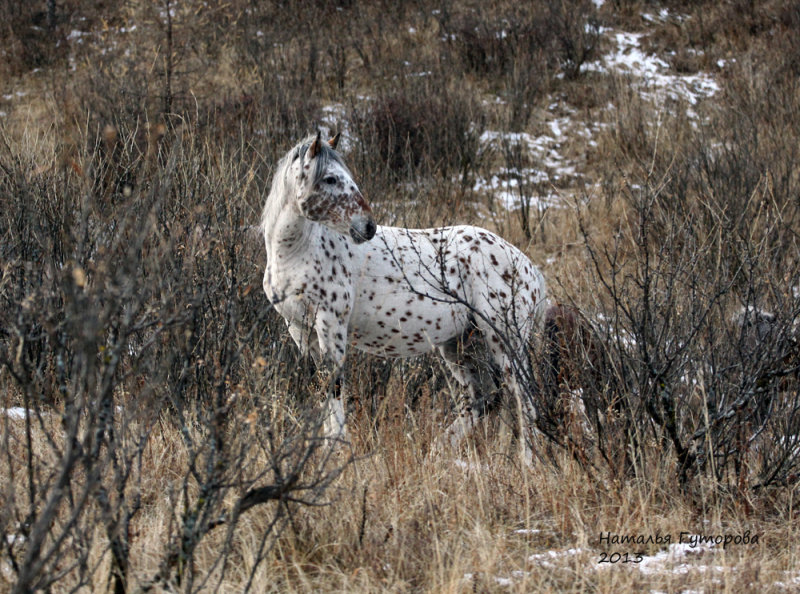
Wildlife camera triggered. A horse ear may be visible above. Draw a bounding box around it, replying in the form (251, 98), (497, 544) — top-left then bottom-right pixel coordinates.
(328, 132), (341, 150)
(309, 130), (322, 159)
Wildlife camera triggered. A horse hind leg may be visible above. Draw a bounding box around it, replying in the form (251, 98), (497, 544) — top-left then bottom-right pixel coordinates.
(437, 333), (495, 451)
(474, 318), (537, 465)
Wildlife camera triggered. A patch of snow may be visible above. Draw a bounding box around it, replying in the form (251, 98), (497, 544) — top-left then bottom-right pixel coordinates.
(479, 128), (580, 188)
(586, 28), (719, 108)
(463, 570), (530, 588)
(642, 8), (671, 23)
(473, 170), (560, 211)
(67, 30), (88, 42)
(589, 32), (669, 75)
(594, 312), (637, 348)
(3, 407), (30, 419)
(514, 528), (542, 535)
(774, 571), (800, 589)
(6, 533), (25, 546)
(637, 540), (720, 576)
(158, 6), (177, 21)
(480, 130), (535, 147)
(549, 118), (565, 139)
(732, 304), (775, 323)
(528, 547), (587, 569)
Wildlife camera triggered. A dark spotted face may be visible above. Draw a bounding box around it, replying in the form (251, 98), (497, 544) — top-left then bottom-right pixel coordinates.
(295, 146), (376, 244)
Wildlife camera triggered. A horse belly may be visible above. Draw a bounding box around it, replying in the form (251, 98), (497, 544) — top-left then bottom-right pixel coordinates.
(348, 296), (468, 358)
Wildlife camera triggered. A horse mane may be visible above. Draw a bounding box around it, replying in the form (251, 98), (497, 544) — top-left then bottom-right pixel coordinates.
(259, 134), (350, 234)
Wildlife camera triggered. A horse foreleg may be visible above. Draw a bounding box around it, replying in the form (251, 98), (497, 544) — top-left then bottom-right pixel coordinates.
(321, 365), (347, 439)
(287, 319), (347, 439)
(315, 316), (350, 440)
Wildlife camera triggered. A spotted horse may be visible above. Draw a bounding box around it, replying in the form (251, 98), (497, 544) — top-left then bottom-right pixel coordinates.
(260, 132), (548, 458)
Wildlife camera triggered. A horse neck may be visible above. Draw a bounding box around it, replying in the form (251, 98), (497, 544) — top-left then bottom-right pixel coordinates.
(262, 167), (315, 259)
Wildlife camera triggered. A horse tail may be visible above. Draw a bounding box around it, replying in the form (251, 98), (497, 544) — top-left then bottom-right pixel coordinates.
(540, 303), (592, 398)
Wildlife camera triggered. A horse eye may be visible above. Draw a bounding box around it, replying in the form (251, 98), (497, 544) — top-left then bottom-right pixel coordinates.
(323, 176), (337, 184)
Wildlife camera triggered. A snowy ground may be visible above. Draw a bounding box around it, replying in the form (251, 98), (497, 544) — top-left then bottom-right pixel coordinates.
(472, 8), (721, 214)
(461, 534), (798, 591)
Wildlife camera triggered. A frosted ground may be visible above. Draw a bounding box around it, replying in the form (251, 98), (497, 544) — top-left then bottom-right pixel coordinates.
(473, 11), (720, 216)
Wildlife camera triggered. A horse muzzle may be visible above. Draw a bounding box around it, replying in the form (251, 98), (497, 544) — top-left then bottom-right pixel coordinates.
(350, 215), (377, 244)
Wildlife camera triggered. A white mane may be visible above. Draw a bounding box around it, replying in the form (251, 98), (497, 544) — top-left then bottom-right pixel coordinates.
(259, 137), (304, 236)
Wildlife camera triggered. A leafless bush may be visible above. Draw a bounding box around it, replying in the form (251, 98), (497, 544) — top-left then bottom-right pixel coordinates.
(350, 76), (486, 188)
(0, 121), (351, 592)
(437, 0), (598, 84)
(577, 179), (799, 489)
(494, 137), (549, 242)
(532, 53), (800, 488)
(440, 8), (525, 77)
(545, 0), (601, 80)
(0, 0), (81, 76)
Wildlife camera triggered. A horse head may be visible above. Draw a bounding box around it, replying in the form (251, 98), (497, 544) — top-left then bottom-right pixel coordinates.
(293, 131), (376, 244)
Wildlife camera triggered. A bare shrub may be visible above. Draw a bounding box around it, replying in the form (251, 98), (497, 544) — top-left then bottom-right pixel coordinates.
(0, 121), (350, 593)
(535, 45), (800, 489)
(437, 0), (599, 83)
(545, 0), (601, 80)
(577, 177), (799, 489)
(0, 0), (77, 76)
(350, 76), (486, 188)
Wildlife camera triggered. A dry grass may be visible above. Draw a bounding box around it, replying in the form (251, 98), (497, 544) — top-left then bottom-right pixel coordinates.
(7, 410), (793, 592)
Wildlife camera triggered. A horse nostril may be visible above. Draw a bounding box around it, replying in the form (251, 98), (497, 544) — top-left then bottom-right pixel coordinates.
(365, 218), (376, 240)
